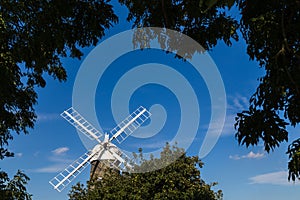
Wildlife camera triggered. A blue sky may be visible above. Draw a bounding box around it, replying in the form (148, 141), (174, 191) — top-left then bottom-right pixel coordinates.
(2, 2), (300, 200)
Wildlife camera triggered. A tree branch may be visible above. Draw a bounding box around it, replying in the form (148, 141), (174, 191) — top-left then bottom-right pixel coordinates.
(161, 0), (169, 27)
(279, 7), (300, 95)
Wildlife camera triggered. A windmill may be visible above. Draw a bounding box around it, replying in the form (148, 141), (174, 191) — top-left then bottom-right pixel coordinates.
(49, 106), (151, 192)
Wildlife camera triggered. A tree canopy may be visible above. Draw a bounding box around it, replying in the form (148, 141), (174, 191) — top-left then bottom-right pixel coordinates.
(1, 0), (117, 198)
(0, 0), (117, 160)
(0, 170), (32, 200)
(234, 0), (300, 181)
(68, 144), (223, 200)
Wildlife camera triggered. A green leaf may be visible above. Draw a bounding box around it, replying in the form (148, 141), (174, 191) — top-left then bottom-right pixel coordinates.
(227, 0), (235, 9)
(205, 0), (219, 9)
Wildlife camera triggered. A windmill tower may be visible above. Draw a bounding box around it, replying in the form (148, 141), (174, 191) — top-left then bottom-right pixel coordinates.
(49, 106), (151, 192)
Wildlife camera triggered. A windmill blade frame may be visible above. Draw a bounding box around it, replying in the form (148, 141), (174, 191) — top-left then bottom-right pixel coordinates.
(109, 106), (151, 144)
(49, 149), (99, 192)
(61, 107), (102, 143)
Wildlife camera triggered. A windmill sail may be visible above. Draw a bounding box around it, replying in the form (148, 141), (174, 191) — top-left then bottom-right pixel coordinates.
(49, 150), (97, 192)
(61, 107), (102, 142)
(110, 106), (151, 144)
(50, 106), (152, 192)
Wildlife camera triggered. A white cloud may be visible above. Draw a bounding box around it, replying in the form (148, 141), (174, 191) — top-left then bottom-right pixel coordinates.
(203, 94), (250, 137)
(201, 114), (236, 137)
(31, 155), (74, 173)
(229, 154), (240, 160)
(37, 113), (60, 122)
(246, 151), (265, 159)
(15, 153), (23, 157)
(229, 151), (265, 160)
(33, 164), (71, 173)
(33, 151), (40, 157)
(220, 114), (236, 136)
(233, 96), (248, 110)
(31, 147), (73, 173)
(227, 94), (249, 112)
(249, 171), (300, 186)
(52, 147), (69, 155)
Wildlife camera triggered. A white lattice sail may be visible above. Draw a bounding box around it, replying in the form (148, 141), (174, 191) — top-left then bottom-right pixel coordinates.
(49, 150), (96, 192)
(110, 106), (151, 144)
(61, 107), (103, 141)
